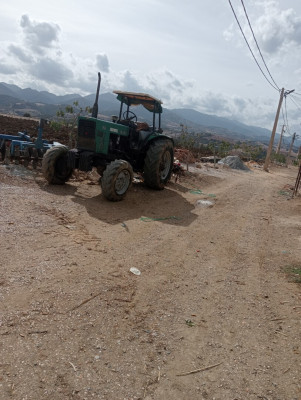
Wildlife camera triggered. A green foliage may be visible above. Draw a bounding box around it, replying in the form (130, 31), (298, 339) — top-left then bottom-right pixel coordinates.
(207, 140), (231, 158)
(50, 101), (92, 147)
(282, 265), (301, 284)
(175, 125), (196, 150)
(173, 123), (270, 162)
(185, 319), (195, 327)
(239, 143), (266, 161)
(218, 141), (231, 158)
(271, 152), (286, 164)
(49, 121), (62, 131)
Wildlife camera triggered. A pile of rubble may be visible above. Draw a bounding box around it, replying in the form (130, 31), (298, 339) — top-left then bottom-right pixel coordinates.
(174, 148), (196, 163)
(218, 156), (250, 171)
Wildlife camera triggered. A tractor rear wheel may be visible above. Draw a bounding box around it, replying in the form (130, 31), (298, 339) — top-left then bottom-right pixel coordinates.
(42, 145), (73, 184)
(143, 139), (174, 189)
(101, 160), (133, 201)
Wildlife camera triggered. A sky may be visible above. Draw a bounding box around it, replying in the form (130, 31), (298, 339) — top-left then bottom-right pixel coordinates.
(1, 0), (301, 137)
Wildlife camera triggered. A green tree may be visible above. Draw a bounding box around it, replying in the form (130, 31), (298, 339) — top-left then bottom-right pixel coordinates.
(218, 141), (231, 158)
(51, 101), (91, 147)
(271, 152), (286, 164)
(175, 125), (196, 170)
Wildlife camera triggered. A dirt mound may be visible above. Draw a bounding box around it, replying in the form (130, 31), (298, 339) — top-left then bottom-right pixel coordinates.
(218, 155), (250, 171)
(0, 114), (70, 145)
(174, 148), (196, 163)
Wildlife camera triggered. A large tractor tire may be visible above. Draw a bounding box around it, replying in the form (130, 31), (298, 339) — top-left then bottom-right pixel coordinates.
(42, 145), (73, 184)
(143, 139), (174, 189)
(101, 160), (133, 201)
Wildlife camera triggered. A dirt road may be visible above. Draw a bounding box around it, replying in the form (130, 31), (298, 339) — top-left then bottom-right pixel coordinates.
(0, 163), (300, 400)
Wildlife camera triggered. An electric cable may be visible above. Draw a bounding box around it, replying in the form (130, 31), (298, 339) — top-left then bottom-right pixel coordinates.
(289, 94), (301, 113)
(281, 105), (287, 128)
(283, 96), (291, 135)
(240, 0), (280, 91)
(228, 0), (280, 91)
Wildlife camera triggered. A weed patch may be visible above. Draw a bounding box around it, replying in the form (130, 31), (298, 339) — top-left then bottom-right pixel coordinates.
(282, 265), (301, 284)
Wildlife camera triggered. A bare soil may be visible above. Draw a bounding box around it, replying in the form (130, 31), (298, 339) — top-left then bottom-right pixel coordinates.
(0, 114), (70, 144)
(0, 161), (300, 400)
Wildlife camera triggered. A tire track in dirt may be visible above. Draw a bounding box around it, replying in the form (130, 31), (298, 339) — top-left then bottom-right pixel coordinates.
(146, 169), (301, 400)
(0, 165), (300, 400)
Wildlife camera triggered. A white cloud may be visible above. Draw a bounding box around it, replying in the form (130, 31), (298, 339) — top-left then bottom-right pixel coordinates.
(20, 14), (60, 55)
(0, 61), (17, 75)
(8, 44), (31, 63)
(28, 58), (73, 86)
(0, 2), (301, 133)
(96, 54), (110, 73)
(225, 1), (301, 58)
(255, 3), (301, 55)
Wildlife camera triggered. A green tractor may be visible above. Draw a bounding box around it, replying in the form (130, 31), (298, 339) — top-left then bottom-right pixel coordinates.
(42, 73), (174, 201)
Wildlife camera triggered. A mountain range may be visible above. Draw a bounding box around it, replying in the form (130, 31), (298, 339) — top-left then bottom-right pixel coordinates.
(0, 82), (299, 148)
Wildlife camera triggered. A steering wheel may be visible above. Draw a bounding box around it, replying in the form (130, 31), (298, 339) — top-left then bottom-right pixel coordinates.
(123, 110), (137, 122)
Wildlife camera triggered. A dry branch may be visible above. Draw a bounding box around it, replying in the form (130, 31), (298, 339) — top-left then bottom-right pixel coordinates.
(69, 291), (102, 312)
(176, 362), (223, 377)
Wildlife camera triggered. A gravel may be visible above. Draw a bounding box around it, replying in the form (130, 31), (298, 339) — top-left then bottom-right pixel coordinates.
(218, 156), (250, 171)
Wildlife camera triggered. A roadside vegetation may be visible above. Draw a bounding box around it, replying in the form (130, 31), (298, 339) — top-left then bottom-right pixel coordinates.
(50, 101), (91, 147)
(282, 265), (301, 284)
(174, 124), (267, 161)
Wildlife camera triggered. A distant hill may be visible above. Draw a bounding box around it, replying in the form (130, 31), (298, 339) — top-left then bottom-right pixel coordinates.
(0, 82), (81, 104)
(0, 82), (299, 148)
(170, 108), (268, 138)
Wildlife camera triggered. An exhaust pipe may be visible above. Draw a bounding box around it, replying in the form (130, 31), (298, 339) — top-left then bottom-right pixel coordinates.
(91, 72), (101, 118)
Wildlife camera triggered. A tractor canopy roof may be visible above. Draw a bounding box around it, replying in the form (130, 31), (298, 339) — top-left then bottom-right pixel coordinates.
(113, 91), (163, 114)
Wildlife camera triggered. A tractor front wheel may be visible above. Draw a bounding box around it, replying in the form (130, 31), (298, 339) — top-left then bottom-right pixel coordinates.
(42, 145), (73, 184)
(143, 139), (174, 189)
(101, 160), (133, 201)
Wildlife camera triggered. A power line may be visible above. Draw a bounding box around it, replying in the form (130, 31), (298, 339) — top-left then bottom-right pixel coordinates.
(281, 104), (287, 127)
(228, 0), (279, 91)
(290, 96), (301, 111)
(240, 0), (280, 90)
(283, 96), (290, 135)
(289, 94), (301, 113)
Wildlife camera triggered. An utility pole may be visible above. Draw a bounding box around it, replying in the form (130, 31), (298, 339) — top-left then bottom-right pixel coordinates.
(286, 132), (297, 165)
(264, 88), (294, 171)
(264, 88), (285, 171)
(276, 124), (286, 154)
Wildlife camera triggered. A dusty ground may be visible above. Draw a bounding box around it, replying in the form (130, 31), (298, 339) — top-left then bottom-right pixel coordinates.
(0, 161), (300, 400)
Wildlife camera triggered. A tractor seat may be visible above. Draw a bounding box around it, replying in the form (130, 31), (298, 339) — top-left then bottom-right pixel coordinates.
(136, 122), (149, 131)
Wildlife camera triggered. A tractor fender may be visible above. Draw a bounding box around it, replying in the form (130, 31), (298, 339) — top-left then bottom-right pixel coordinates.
(144, 134), (174, 149)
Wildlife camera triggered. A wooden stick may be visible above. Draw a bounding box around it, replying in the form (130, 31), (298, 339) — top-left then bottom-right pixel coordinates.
(176, 362), (223, 377)
(69, 291), (102, 312)
(276, 331), (287, 337)
(69, 362), (77, 372)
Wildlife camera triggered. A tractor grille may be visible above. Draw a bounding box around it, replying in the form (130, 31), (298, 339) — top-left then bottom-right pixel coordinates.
(78, 119), (96, 151)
